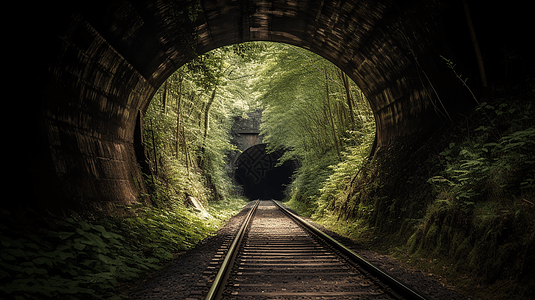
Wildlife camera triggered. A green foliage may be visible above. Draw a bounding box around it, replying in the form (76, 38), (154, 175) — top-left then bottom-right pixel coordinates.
(144, 41), (375, 217)
(306, 58), (535, 299)
(254, 43), (375, 212)
(407, 83), (535, 297)
(428, 98), (535, 209)
(1, 41), (375, 300)
(143, 43), (266, 207)
(307, 78), (535, 298)
(1, 214), (152, 299)
(316, 130), (376, 215)
(0, 199), (246, 300)
(285, 153), (336, 216)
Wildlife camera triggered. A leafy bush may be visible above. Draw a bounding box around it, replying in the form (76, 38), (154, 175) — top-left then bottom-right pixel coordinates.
(408, 85), (535, 297)
(317, 130), (376, 215)
(0, 199), (245, 300)
(286, 152), (337, 216)
(255, 43), (375, 215)
(142, 43), (265, 208)
(429, 99), (535, 208)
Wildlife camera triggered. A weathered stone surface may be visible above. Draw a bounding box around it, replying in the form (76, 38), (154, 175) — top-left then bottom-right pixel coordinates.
(19, 0), (503, 211)
(230, 109), (263, 153)
(186, 196), (211, 218)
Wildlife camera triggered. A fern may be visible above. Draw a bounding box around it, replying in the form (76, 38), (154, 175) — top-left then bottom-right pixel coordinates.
(0, 198), (246, 299)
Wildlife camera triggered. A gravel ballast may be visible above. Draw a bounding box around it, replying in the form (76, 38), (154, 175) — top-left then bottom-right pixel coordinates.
(124, 201), (465, 299)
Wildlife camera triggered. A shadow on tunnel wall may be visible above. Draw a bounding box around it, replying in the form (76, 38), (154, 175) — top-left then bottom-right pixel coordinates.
(234, 144), (296, 200)
(14, 0), (534, 212)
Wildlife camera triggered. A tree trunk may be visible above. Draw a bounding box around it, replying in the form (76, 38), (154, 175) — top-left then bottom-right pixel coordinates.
(149, 118), (158, 176)
(463, 0), (488, 87)
(325, 69), (341, 159)
(203, 87), (217, 144)
(175, 73), (183, 159)
(162, 80), (168, 113)
(340, 70), (356, 125)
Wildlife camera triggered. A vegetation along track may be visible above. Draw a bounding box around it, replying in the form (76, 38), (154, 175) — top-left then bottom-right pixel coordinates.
(205, 200), (428, 300)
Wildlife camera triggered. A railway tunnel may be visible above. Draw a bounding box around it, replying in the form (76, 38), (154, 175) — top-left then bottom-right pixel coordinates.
(15, 0), (531, 211)
(227, 109), (296, 200)
(235, 144), (296, 200)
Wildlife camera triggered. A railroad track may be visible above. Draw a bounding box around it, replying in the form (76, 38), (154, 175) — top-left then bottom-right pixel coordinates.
(205, 200), (428, 300)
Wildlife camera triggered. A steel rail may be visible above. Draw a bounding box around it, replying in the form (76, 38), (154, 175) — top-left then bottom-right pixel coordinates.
(205, 200), (259, 300)
(272, 200), (429, 300)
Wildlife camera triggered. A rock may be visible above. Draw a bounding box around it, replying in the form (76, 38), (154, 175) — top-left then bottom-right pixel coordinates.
(186, 196), (210, 218)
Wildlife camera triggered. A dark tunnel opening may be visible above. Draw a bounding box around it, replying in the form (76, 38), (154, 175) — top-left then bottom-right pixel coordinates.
(234, 144), (296, 200)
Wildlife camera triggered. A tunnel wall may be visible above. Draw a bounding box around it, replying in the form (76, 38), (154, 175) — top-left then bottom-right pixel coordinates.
(230, 109), (264, 153)
(19, 0), (485, 211)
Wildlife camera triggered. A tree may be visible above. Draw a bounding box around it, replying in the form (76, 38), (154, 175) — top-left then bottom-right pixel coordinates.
(142, 42), (266, 207)
(142, 41), (375, 212)
(253, 43), (375, 210)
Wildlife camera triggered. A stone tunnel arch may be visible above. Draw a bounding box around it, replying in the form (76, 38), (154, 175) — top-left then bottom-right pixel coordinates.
(20, 0), (496, 211)
(234, 144), (296, 200)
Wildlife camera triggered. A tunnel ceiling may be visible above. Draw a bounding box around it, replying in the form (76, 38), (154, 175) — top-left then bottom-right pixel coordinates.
(21, 0), (491, 210)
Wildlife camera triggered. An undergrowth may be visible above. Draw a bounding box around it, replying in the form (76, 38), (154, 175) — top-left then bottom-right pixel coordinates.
(0, 197), (246, 300)
(404, 86), (535, 299)
(286, 74), (535, 299)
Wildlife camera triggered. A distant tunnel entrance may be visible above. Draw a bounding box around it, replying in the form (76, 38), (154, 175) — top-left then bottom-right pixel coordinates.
(235, 144), (296, 200)
(23, 0), (521, 211)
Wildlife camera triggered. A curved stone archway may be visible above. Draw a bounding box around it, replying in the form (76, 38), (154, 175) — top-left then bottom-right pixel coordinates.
(19, 0), (487, 211)
(234, 144), (296, 200)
